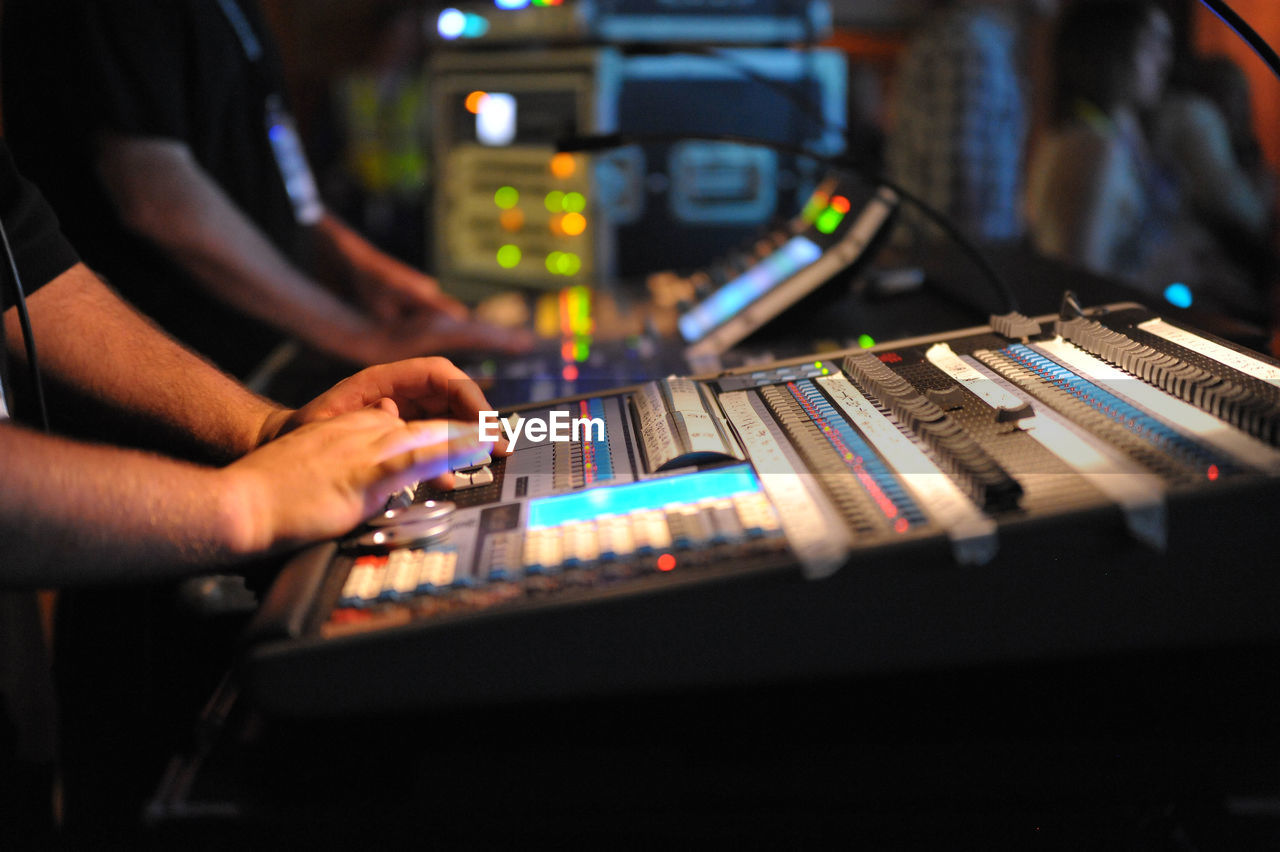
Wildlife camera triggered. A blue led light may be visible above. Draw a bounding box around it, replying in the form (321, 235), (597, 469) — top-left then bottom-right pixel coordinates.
(461, 13), (490, 36)
(1163, 282), (1193, 309)
(678, 236), (822, 343)
(495, 0), (529, 8)
(1003, 344), (1235, 474)
(437, 9), (466, 38)
(527, 465), (760, 529)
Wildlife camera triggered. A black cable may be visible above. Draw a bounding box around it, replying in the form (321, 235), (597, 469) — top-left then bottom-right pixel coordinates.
(559, 130), (1020, 316)
(1198, 0), (1280, 81)
(0, 217), (50, 432)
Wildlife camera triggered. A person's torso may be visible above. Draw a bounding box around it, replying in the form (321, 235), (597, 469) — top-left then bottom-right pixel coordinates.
(2, 0), (309, 377)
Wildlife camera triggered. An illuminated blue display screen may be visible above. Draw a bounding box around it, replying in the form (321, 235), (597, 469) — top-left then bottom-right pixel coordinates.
(678, 236), (823, 343)
(527, 465), (760, 529)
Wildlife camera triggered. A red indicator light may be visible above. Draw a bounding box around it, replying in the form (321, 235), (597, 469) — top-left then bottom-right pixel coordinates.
(878, 352), (903, 364)
(894, 517), (910, 534)
(1207, 465), (1219, 481)
(657, 553), (677, 572)
(829, 195), (851, 214)
(562, 365), (579, 382)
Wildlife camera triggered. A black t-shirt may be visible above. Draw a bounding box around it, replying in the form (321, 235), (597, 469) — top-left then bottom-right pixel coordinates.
(0, 140), (81, 422)
(3, 0), (306, 378)
(0, 138), (78, 794)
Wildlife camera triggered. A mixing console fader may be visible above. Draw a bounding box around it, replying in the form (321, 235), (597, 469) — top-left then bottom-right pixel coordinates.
(245, 303), (1280, 715)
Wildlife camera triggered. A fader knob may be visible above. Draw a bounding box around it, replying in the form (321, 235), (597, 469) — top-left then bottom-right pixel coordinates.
(368, 500), (456, 528)
(353, 520), (452, 553)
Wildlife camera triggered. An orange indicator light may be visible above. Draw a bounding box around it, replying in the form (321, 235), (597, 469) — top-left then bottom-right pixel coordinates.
(550, 152), (576, 178)
(561, 212), (586, 236)
(829, 195), (851, 214)
(464, 91), (487, 114)
(657, 553), (677, 572)
(499, 208), (524, 231)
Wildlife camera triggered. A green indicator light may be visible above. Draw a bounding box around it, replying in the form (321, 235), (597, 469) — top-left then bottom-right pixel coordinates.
(496, 244), (521, 268)
(815, 208), (844, 234)
(857, 333), (876, 349)
(574, 340), (589, 362)
(544, 191), (565, 213)
(557, 253), (582, 276)
(813, 361), (823, 369)
(494, 186), (519, 209)
(568, 285), (591, 333)
(546, 251), (563, 274)
(562, 192), (586, 213)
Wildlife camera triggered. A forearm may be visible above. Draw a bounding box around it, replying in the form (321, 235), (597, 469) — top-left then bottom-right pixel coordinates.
(313, 212), (470, 322)
(0, 374), (495, 588)
(97, 136), (384, 361)
(0, 422), (254, 586)
(7, 265), (287, 460)
(314, 212), (370, 268)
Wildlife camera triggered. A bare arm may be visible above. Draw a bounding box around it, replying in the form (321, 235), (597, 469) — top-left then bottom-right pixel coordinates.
(0, 421), (249, 585)
(6, 263), (285, 461)
(8, 264), (507, 460)
(314, 213), (467, 320)
(96, 133), (398, 363)
(313, 212), (532, 351)
(0, 410), (489, 587)
(97, 135), (531, 362)
(2, 265), (503, 587)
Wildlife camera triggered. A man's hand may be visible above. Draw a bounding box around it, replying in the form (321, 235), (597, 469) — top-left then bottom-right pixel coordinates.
(320, 212), (467, 321)
(338, 310), (536, 366)
(258, 356), (511, 461)
(351, 248), (469, 322)
(317, 213), (534, 362)
(224, 409), (492, 555)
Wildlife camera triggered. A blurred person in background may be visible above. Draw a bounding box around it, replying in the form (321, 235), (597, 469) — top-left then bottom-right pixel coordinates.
(1027, 1), (1265, 318)
(2, 0), (528, 384)
(885, 0), (1058, 245)
(1027, 1), (1175, 284)
(1152, 54), (1277, 287)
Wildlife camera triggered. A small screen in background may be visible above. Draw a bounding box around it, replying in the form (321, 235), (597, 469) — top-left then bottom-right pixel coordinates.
(677, 235), (822, 343)
(477, 93), (517, 146)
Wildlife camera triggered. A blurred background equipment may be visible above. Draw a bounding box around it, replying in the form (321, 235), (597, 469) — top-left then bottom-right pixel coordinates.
(428, 0), (845, 297)
(431, 0), (832, 46)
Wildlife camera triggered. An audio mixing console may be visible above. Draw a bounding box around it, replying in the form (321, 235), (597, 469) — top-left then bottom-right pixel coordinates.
(244, 301), (1280, 715)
